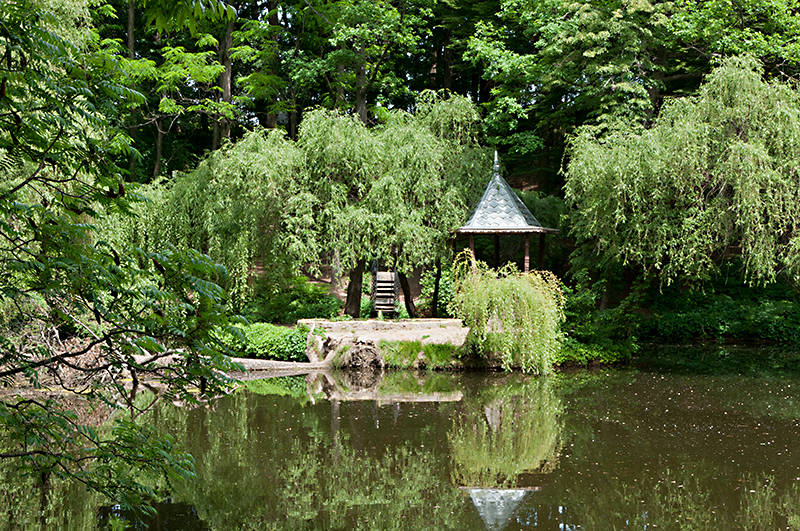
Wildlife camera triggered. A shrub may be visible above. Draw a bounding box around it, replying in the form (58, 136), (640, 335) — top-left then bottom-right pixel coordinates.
(379, 340), (422, 367)
(556, 337), (633, 366)
(640, 298), (800, 344)
(360, 296), (374, 318)
(417, 264), (455, 317)
(246, 276), (342, 324)
(393, 301), (410, 319)
(451, 252), (565, 374)
(227, 323), (309, 361)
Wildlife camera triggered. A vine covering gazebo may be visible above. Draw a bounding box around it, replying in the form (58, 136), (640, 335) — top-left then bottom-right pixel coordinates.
(457, 152), (558, 271)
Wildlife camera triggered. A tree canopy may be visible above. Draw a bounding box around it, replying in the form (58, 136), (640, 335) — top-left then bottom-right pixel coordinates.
(108, 91), (489, 315)
(566, 56), (800, 285)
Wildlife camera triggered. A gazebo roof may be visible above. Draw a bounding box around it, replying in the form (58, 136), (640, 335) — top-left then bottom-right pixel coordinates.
(457, 152), (558, 234)
(467, 488), (529, 531)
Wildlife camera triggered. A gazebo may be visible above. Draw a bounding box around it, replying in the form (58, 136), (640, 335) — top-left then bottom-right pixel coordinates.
(457, 152), (558, 272)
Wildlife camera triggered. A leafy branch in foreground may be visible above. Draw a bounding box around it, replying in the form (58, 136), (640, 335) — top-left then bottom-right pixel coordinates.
(0, 0), (240, 511)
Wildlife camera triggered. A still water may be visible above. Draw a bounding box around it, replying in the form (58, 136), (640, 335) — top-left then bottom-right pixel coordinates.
(5, 347), (800, 529)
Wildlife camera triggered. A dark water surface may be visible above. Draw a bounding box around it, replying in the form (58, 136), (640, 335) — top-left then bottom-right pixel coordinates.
(5, 347), (800, 529)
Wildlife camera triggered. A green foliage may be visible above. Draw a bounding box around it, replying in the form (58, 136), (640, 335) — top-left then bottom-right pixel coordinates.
(0, 0), (240, 511)
(141, 0), (236, 34)
(451, 252), (565, 374)
(242, 376), (309, 400)
(101, 129), (315, 310)
(466, 0), (677, 149)
(559, 271), (639, 361)
(298, 92), (488, 276)
(245, 276), (342, 324)
(670, 0), (800, 74)
(557, 337), (632, 366)
(377, 371), (457, 394)
(417, 264), (455, 318)
(360, 296), (374, 318)
(379, 340), (423, 367)
(566, 56), (800, 286)
(230, 323), (309, 361)
(422, 343), (460, 367)
(637, 288), (800, 344)
(392, 300), (410, 319)
(449, 377), (562, 487)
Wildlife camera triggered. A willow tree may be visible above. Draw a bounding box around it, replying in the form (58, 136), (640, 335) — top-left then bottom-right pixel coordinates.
(566, 56), (800, 286)
(298, 92), (486, 317)
(102, 129), (315, 310)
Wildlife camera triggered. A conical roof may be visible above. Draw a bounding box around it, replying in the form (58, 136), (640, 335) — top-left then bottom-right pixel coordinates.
(458, 152), (555, 234)
(467, 488), (528, 530)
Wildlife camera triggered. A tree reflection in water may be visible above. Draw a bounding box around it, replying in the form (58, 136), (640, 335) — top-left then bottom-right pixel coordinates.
(3, 369), (800, 529)
(449, 376), (562, 489)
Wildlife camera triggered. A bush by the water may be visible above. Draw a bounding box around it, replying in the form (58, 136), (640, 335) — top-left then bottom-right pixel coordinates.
(451, 252), (565, 374)
(636, 288), (800, 344)
(224, 323), (309, 361)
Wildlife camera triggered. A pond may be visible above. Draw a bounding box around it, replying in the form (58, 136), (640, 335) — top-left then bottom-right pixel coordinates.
(3, 346), (800, 529)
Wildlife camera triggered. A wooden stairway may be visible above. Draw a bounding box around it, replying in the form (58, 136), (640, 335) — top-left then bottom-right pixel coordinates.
(372, 271), (397, 314)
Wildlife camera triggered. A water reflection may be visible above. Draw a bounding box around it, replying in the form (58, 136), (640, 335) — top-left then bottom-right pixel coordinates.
(2, 354), (800, 529)
(450, 377), (562, 489)
(0, 462), (102, 530)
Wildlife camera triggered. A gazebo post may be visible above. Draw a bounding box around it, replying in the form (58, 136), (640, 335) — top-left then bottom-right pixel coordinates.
(469, 234), (475, 264)
(494, 234), (500, 267)
(538, 233), (546, 270)
(524, 234), (530, 273)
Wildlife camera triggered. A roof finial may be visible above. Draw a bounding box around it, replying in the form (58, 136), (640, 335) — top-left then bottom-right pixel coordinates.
(493, 150), (500, 177)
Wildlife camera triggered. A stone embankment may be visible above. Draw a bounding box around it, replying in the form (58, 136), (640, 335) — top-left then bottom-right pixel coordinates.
(232, 319), (469, 372)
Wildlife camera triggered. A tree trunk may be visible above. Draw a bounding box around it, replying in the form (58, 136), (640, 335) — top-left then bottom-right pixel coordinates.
(289, 108), (298, 139)
(397, 272), (417, 318)
(442, 42), (453, 90)
(127, 0), (135, 59)
(344, 259), (366, 317)
(336, 58), (346, 108)
(218, 20), (234, 141)
(431, 258), (442, 318)
(127, 0), (136, 178)
(152, 119), (163, 178)
(265, 0), (279, 129)
(355, 52), (368, 124)
(38, 471), (50, 529)
(437, 28), (453, 90)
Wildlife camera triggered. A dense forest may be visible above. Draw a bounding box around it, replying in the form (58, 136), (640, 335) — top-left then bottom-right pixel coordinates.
(4, 0), (800, 515)
(94, 0), (800, 352)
